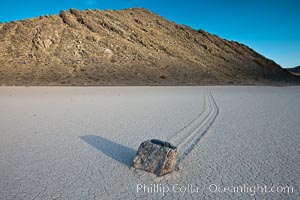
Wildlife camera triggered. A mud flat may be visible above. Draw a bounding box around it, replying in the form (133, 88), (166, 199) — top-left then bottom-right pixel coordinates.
(0, 86), (299, 199)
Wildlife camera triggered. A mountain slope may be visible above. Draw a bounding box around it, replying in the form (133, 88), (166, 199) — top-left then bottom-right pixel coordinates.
(287, 66), (300, 75)
(0, 8), (299, 85)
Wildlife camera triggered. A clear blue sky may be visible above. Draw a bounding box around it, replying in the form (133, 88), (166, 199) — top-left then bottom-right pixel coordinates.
(1, 0), (299, 68)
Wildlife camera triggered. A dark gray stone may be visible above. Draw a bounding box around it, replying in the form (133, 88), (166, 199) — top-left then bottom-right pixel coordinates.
(133, 139), (178, 176)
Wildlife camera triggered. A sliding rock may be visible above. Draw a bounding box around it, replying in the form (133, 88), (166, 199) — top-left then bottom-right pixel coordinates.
(133, 139), (177, 176)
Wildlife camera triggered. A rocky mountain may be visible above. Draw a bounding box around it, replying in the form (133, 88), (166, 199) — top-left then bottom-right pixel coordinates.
(287, 66), (300, 75)
(0, 8), (299, 85)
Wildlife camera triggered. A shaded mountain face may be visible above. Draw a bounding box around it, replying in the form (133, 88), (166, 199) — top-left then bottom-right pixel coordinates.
(0, 8), (299, 85)
(287, 66), (300, 75)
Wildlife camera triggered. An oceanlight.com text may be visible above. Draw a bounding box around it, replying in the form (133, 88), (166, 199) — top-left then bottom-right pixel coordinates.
(207, 183), (293, 196)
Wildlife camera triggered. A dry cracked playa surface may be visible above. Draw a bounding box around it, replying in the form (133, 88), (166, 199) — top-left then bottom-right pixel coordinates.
(0, 86), (299, 199)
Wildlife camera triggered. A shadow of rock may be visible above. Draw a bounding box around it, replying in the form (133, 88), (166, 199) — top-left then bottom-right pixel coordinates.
(80, 135), (136, 168)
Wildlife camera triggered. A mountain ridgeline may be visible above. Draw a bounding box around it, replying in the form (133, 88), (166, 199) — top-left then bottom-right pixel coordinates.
(0, 8), (299, 85)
